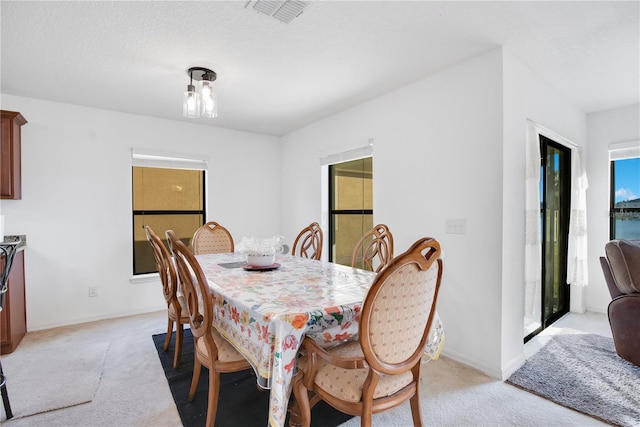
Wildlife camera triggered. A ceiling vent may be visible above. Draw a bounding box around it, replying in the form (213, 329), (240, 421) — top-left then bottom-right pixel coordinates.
(246, 0), (308, 24)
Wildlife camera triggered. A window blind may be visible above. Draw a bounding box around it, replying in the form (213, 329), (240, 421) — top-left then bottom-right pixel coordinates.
(319, 143), (373, 166)
(609, 141), (640, 161)
(131, 148), (208, 170)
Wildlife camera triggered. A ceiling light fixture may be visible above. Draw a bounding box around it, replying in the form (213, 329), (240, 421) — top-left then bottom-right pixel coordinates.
(183, 67), (218, 119)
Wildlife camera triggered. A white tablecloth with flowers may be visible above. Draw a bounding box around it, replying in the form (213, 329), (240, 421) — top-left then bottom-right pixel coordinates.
(195, 252), (445, 427)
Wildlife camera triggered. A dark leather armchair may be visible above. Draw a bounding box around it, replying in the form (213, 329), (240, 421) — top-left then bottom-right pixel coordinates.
(600, 240), (640, 366)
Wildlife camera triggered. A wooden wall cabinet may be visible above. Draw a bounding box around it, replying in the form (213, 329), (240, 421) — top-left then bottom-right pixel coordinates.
(1, 110), (27, 200)
(1, 249), (26, 354)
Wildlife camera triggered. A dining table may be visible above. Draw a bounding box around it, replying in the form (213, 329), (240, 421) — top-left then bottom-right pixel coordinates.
(195, 252), (445, 427)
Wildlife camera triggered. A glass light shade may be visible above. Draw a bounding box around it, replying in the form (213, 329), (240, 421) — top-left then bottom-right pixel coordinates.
(183, 85), (200, 118)
(199, 80), (217, 118)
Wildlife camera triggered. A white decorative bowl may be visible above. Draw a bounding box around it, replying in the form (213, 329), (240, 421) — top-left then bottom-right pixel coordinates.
(247, 254), (275, 267)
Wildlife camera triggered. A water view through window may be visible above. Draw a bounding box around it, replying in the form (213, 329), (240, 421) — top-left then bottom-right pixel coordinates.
(611, 157), (640, 240)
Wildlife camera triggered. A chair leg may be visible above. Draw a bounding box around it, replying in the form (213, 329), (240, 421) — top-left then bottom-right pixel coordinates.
(189, 354), (202, 401)
(291, 371), (311, 427)
(205, 369), (221, 427)
(360, 408), (373, 427)
(0, 360), (13, 420)
(409, 390), (423, 427)
(164, 316), (174, 351)
(409, 365), (423, 427)
(173, 323), (184, 369)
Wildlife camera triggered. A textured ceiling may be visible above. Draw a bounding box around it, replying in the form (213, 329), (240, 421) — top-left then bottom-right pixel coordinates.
(1, 1), (638, 136)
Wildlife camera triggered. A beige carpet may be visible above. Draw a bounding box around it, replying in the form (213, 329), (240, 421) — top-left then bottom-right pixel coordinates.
(1, 341), (109, 419)
(0, 310), (613, 427)
(338, 356), (608, 427)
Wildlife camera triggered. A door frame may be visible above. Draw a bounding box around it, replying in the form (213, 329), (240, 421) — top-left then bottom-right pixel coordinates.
(524, 135), (571, 343)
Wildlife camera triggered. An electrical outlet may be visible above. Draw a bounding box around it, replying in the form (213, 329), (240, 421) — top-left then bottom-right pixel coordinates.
(446, 218), (467, 235)
(89, 286), (98, 297)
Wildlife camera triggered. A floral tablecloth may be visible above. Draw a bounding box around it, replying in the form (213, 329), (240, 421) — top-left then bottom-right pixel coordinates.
(195, 253), (444, 427)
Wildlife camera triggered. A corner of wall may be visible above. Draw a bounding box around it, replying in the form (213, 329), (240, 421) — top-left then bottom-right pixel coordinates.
(441, 348), (513, 381)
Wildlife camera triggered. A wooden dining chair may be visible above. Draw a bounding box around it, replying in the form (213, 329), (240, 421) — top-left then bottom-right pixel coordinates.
(292, 237), (443, 427)
(191, 221), (234, 255)
(351, 224), (394, 273)
(145, 226), (190, 369)
(292, 222), (323, 260)
(166, 230), (252, 427)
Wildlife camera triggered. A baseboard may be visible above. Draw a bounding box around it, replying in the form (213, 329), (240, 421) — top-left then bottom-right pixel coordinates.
(501, 353), (526, 379)
(584, 305), (607, 315)
(441, 349), (499, 380)
(27, 306), (165, 332)
(441, 348), (526, 381)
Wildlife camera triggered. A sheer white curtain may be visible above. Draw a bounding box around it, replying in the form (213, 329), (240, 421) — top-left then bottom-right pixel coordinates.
(524, 122), (541, 320)
(525, 121), (589, 324)
(567, 148), (589, 287)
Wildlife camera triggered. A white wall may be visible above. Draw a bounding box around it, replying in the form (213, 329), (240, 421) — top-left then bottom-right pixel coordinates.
(502, 50), (587, 376)
(281, 50), (506, 377)
(281, 48), (595, 379)
(1, 51), (622, 377)
(586, 104), (640, 313)
(0, 94), (281, 330)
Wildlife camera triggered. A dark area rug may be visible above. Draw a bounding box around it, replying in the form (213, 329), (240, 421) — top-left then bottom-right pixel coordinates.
(507, 330), (640, 427)
(152, 328), (353, 427)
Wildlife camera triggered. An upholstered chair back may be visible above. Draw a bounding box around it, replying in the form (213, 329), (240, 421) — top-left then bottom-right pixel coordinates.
(360, 237), (442, 372)
(192, 221), (234, 255)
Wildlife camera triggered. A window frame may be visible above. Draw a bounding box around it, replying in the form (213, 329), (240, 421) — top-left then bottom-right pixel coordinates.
(327, 157), (373, 265)
(319, 143), (374, 264)
(131, 148), (208, 276)
(609, 155), (640, 240)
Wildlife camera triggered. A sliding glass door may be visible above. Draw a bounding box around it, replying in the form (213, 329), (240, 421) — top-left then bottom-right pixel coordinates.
(525, 136), (571, 342)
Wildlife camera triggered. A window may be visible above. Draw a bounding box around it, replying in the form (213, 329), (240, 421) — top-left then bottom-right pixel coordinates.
(131, 149), (207, 275)
(328, 157), (373, 266)
(610, 155), (640, 240)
